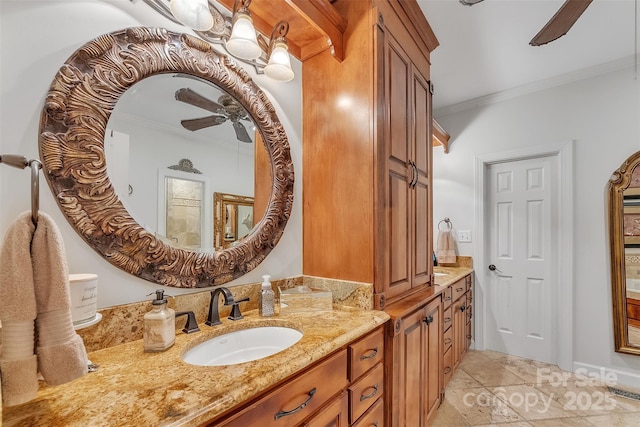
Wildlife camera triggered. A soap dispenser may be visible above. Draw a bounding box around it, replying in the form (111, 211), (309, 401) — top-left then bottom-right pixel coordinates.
(143, 289), (175, 352)
(259, 275), (275, 317)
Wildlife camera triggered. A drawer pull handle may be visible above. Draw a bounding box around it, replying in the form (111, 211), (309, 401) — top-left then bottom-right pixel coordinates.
(360, 346), (379, 360)
(360, 384), (379, 401)
(444, 296), (451, 301)
(444, 338), (452, 345)
(443, 367), (452, 374)
(444, 317), (451, 322)
(456, 287), (464, 292)
(274, 387), (316, 420)
(466, 335), (472, 339)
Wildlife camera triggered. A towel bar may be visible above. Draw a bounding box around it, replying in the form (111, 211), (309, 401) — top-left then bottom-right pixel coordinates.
(438, 217), (453, 230)
(0, 154), (43, 225)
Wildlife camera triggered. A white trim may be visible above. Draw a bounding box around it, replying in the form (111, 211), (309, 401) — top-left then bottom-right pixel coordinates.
(572, 361), (640, 390)
(435, 56), (635, 118)
(474, 141), (574, 371)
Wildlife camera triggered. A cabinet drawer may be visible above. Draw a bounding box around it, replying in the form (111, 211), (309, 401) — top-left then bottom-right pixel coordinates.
(452, 279), (466, 302)
(443, 306), (452, 331)
(442, 287), (453, 309)
(352, 397), (384, 427)
(349, 363), (384, 423)
(443, 347), (453, 387)
(216, 349), (347, 426)
(349, 327), (384, 381)
(304, 391), (349, 427)
(443, 325), (453, 352)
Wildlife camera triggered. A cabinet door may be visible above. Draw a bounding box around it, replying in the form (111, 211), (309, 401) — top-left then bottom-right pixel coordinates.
(410, 67), (432, 291)
(395, 307), (427, 427)
(379, 22), (433, 305)
(423, 298), (442, 423)
(382, 30), (413, 302)
(453, 298), (467, 370)
(391, 298), (441, 427)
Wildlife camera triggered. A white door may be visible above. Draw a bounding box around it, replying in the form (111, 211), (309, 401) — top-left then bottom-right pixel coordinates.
(485, 155), (557, 364)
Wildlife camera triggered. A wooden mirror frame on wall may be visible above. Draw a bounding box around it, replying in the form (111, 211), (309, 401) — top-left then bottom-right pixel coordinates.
(608, 150), (640, 355)
(38, 27), (294, 288)
(213, 192), (255, 251)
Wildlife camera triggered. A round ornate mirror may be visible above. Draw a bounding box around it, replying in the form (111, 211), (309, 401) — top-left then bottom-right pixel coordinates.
(38, 27), (294, 288)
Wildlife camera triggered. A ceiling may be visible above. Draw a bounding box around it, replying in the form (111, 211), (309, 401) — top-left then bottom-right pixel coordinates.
(417, 0), (639, 115)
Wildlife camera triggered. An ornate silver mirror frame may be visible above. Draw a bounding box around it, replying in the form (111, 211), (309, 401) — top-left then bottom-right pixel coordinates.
(38, 27), (294, 288)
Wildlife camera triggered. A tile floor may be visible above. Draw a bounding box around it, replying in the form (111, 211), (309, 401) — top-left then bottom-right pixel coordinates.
(430, 350), (640, 426)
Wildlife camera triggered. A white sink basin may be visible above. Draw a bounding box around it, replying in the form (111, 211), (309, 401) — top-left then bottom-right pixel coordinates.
(182, 326), (303, 366)
(434, 272), (449, 277)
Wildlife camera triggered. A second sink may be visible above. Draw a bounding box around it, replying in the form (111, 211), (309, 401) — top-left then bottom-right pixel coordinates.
(182, 326), (303, 366)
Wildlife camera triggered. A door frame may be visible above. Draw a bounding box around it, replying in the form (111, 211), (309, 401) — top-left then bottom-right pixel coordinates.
(473, 141), (574, 371)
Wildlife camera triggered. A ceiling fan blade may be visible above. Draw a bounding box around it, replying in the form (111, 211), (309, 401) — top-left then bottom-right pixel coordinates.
(233, 121), (253, 143)
(529, 0), (592, 46)
(459, 0), (484, 6)
(181, 115), (227, 131)
(175, 88), (225, 114)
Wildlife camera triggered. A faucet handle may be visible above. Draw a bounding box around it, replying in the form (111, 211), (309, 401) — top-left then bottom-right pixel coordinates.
(175, 311), (200, 334)
(228, 297), (250, 321)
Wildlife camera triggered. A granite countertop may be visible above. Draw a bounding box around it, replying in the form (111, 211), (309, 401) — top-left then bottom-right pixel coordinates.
(433, 265), (474, 289)
(2, 307), (389, 427)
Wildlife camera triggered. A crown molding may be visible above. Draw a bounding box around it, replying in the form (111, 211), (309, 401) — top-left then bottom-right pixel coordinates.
(434, 55), (637, 118)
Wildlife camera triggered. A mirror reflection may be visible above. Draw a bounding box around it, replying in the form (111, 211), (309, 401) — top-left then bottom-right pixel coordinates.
(623, 186), (640, 346)
(609, 150), (640, 354)
(214, 192), (254, 250)
(105, 74), (266, 252)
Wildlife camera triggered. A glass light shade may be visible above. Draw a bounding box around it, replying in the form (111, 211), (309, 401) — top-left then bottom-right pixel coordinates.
(226, 13), (262, 60)
(264, 41), (294, 82)
(170, 0), (214, 31)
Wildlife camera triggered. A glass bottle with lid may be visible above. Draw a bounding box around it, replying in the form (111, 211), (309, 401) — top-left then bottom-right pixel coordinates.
(143, 289), (175, 352)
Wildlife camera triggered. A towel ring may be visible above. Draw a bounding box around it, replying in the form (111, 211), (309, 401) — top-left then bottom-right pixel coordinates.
(438, 217), (453, 231)
(0, 154), (42, 225)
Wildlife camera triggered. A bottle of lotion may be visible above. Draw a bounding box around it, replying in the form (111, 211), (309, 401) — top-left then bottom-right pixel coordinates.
(143, 289), (175, 352)
(259, 275), (275, 317)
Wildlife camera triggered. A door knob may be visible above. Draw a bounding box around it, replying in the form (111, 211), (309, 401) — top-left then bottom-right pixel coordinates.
(488, 264), (504, 273)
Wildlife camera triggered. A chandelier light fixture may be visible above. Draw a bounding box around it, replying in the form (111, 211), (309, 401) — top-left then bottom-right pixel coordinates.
(143, 0), (295, 81)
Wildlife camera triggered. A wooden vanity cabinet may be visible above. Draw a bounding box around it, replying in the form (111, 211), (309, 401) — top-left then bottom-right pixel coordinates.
(208, 327), (385, 427)
(385, 293), (442, 426)
(302, 0), (439, 310)
(443, 274), (473, 388)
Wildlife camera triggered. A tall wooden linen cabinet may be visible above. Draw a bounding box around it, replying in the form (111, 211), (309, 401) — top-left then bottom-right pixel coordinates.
(303, 0), (439, 425)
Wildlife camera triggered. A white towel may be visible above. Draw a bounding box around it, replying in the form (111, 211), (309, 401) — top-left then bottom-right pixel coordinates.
(436, 229), (457, 264)
(0, 211), (88, 406)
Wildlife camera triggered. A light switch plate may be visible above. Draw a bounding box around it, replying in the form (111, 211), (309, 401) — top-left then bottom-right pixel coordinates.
(458, 230), (471, 243)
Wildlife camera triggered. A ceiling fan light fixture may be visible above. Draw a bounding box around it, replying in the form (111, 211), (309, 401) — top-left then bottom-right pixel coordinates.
(169, 0), (214, 31)
(226, 7), (261, 60)
(265, 40), (294, 82)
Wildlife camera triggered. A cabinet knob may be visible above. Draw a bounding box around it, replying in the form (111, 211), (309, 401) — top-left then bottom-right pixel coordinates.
(423, 315), (434, 325)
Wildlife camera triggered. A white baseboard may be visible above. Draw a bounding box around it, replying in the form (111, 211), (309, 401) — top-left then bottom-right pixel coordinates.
(572, 361), (640, 389)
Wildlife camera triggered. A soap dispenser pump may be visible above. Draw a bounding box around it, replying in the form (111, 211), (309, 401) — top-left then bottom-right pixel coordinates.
(143, 289), (175, 352)
(259, 275), (275, 317)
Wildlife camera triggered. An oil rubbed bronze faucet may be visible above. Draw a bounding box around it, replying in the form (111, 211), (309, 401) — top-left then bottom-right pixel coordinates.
(206, 287), (249, 326)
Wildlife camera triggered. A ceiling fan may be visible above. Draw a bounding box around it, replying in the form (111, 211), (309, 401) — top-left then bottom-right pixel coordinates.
(460, 0), (593, 46)
(175, 88), (253, 143)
